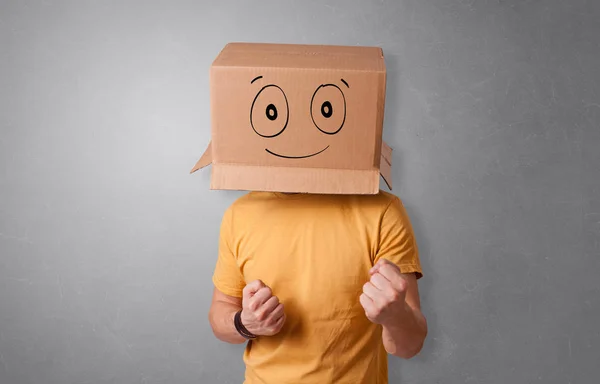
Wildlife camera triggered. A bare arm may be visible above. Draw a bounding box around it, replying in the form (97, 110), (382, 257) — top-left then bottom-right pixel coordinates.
(381, 272), (427, 359)
(208, 287), (246, 344)
(360, 259), (427, 359)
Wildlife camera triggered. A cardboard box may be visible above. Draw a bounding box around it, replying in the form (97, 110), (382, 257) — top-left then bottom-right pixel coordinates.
(191, 42), (392, 194)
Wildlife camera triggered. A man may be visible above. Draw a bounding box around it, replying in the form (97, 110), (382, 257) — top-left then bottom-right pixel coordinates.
(208, 190), (427, 383)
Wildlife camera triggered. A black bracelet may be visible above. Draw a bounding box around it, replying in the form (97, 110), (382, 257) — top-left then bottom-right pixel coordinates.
(234, 310), (257, 339)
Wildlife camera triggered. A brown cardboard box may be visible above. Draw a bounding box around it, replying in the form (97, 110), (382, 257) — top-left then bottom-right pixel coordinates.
(191, 42), (392, 194)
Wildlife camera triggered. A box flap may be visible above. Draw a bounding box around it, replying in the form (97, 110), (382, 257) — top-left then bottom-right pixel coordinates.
(190, 141), (212, 174)
(380, 140), (393, 190)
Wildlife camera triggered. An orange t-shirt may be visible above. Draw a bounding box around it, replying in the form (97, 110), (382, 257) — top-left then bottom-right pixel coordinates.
(213, 190), (423, 384)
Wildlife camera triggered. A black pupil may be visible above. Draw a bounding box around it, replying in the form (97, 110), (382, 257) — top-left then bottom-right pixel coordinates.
(321, 101), (333, 118)
(266, 104), (278, 121)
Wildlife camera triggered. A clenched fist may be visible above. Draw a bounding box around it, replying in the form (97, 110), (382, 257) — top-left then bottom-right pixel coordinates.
(240, 280), (286, 336)
(360, 258), (410, 325)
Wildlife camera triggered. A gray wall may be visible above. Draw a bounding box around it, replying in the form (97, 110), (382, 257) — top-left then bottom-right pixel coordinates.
(1, 0), (599, 383)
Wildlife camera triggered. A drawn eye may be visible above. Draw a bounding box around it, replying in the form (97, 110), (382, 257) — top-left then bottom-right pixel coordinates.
(321, 101), (333, 118)
(266, 104), (278, 120)
(310, 84), (346, 135)
(251, 85), (289, 138)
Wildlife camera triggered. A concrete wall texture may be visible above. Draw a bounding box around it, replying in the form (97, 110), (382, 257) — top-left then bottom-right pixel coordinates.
(1, 0), (599, 383)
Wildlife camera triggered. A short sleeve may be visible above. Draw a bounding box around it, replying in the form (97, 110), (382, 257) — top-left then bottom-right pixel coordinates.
(374, 196), (423, 279)
(212, 207), (246, 297)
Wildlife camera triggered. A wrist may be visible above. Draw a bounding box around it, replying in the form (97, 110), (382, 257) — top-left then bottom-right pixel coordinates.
(234, 309), (257, 339)
(382, 303), (414, 330)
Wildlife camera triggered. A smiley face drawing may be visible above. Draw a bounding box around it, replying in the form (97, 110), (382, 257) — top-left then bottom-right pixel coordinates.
(190, 42), (391, 194)
(250, 75), (348, 160)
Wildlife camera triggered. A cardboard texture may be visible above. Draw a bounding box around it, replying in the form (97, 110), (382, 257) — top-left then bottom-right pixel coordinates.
(191, 42), (393, 194)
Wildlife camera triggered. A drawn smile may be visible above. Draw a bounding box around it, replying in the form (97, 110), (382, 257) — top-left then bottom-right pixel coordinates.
(265, 145), (330, 159)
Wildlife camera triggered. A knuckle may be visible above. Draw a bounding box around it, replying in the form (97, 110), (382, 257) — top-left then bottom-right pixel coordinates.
(256, 311), (267, 321)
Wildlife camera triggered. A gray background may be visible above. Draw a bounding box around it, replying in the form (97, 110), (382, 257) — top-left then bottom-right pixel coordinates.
(1, 0), (599, 383)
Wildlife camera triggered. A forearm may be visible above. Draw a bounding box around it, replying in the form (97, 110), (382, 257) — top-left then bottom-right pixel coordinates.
(381, 304), (427, 359)
(208, 301), (246, 344)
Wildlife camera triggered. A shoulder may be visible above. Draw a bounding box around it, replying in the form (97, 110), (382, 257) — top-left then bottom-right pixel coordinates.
(226, 191), (275, 211)
(221, 191), (277, 223)
(349, 190), (403, 213)
(373, 190), (401, 206)
(346, 191), (415, 231)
